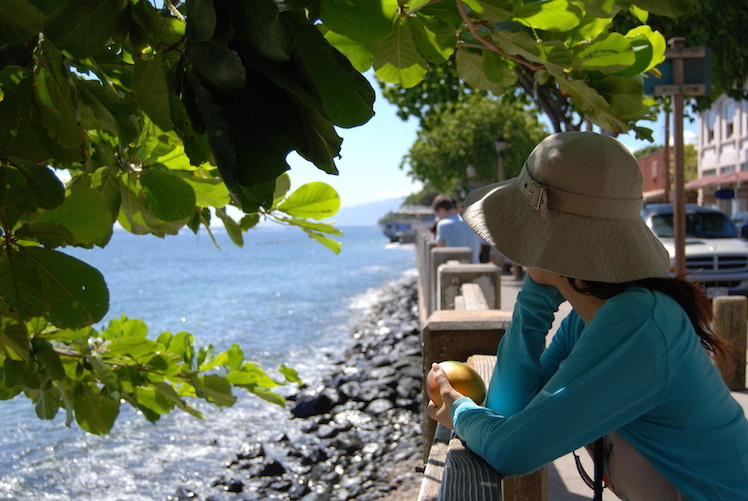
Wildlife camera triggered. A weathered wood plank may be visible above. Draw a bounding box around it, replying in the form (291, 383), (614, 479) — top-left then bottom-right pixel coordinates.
(454, 295), (466, 311)
(462, 283), (490, 311)
(713, 295), (747, 390)
(418, 423), (453, 501)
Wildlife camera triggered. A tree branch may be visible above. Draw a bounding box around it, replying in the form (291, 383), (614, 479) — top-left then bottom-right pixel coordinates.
(455, 0), (542, 72)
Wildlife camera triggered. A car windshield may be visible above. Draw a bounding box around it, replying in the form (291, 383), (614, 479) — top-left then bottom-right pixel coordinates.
(650, 212), (739, 238)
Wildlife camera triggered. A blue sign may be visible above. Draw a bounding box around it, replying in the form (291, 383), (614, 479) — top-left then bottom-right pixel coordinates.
(714, 188), (734, 200)
(642, 49), (712, 95)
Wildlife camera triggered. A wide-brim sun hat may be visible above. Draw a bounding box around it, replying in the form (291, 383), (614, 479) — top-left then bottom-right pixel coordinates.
(461, 131), (671, 283)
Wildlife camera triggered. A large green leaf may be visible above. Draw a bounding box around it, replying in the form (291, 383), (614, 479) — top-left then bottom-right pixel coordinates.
(32, 189), (110, 244)
(620, 25), (665, 75)
(320, 0), (398, 43)
(456, 49), (507, 93)
(373, 19), (427, 89)
(44, 0), (123, 58)
(186, 40), (246, 92)
(231, 0), (291, 62)
(279, 217), (343, 236)
(35, 384), (61, 420)
(322, 28), (376, 73)
(133, 52), (173, 132)
(13, 162), (65, 210)
(513, 0), (583, 32)
(75, 79), (139, 143)
(215, 208), (243, 247)
(278, 182), (340, 220)
(462, 0), (513, 23)
(190, 374), (236, 407)
(140, 169), (197, 222)
(0, 0), (44, 43)
(291, 19), (375, 128)
(184, 0), (216, 42)
(73, 384), (120, 434)
(180, 174), (230, 207)
(22, 246), (109, 329)
(574, 32), (635, 73)
(594, 75), (651, 122)
(0, 318), (32, 361)
(305, 230), (342, 254)
(33, 40), (86, 150)
(0, 249), (48, 323)
(408, 17), (456, 64)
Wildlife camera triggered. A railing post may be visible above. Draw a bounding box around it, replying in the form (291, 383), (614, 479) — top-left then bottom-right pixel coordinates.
(437, 262), (501, 311)
(430, 247), (472, 315)
(421, 310), (512, 461)
(713, 295), (747, 390)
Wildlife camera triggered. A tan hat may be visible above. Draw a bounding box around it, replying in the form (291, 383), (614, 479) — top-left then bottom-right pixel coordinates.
(461, 131), (671, 283)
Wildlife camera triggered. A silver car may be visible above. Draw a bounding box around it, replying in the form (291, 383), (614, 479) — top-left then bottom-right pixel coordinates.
(641, 203), (748, 296)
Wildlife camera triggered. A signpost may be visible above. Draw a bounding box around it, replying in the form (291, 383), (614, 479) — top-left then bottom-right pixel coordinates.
(645, 38), (712, 278)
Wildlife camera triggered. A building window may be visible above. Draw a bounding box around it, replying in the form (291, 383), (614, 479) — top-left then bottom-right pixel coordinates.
(706, 109), (716, 142)
(742, 163), (748, 171)
(703, 168), (717, 176)
(725, 101), (736, 138)
(651, 160), (658, 180)
(721, 165), (736, 174)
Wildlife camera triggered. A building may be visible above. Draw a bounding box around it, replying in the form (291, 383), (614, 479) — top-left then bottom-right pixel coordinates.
(638, 148), (669, 203)
(686, 93), (748, 216)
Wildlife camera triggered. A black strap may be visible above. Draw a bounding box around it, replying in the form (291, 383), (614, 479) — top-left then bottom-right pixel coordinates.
(593, 437), (605, 501)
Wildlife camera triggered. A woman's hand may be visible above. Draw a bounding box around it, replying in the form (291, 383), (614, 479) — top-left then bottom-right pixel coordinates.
(425, 363), (465, 430)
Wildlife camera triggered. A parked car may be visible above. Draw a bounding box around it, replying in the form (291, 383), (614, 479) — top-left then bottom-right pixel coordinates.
(641, 203), (748, 296)
(732, 211), (748, 239)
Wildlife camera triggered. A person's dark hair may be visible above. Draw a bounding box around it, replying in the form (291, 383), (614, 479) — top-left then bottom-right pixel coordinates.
(431, 194), (457, 212)
(567, 277), (729, 365)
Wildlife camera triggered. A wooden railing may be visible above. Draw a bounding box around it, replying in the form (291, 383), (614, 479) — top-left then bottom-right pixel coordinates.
(414, 229), (546, 501)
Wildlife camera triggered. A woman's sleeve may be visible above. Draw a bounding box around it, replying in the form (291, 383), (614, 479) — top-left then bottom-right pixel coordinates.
(483, 275), (566, 416)
(451, 295), (668, 476)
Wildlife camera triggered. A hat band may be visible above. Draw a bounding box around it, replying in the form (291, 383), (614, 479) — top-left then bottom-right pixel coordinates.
(517, 167), (642, 220)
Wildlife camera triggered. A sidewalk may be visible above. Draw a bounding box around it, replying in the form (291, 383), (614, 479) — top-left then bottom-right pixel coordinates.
(499, 276), (748, 500)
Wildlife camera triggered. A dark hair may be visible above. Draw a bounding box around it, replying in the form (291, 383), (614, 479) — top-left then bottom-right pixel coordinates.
(431, 194), (457, 212)
(567, 277), (729, 365)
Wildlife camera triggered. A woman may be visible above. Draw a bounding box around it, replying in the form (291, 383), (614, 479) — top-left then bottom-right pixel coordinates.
(427, 132), (748, 500)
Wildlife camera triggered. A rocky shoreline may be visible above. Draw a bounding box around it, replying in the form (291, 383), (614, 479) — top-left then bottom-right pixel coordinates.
(184, 275), (424, 501)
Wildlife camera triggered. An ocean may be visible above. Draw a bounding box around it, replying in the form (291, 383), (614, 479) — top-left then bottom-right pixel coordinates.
(0, 226), (416, 500)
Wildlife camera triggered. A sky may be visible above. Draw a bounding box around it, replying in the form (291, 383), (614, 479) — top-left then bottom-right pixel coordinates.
(286, 73), (699, 209)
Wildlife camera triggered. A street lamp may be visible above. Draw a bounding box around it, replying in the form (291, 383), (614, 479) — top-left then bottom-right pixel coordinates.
(495, 135), (507, 182)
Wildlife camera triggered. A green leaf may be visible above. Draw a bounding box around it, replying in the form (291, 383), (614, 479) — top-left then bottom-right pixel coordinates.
(320, 0), (398, 43)
(153, 381), (203, 419)
(33, 40), (87, 150)
(0, 318), (31, 361)
(291, 19), (375, 128)
(322, 28), (375, 73)
(630, 0), (695, 18)
(87, 355), (121, 394)
(574, 33), (635, 73)
(278, 364), (302, 384)
(106, 337), (158, 362)
(186, 40), (247, 92)
(44, 0), (123, 58)
(133, 386), (173, 418)
(622, 26), (665, 75)
(513, 0), (583, 32)
(279, 216), (343, 236)
(35, 383), (61, 420)
(456, 49), (506, 93)
(629, 4), (648, 22)
(226, 362), (278, 388)
(92, 166), (123, 221)
(32, 189), (111, 245)
(214, 208), (243, 247)
(31, 337), (65, 378)
(133, 52), (173, 132)
(191, 374), (236, 407)
(16, 223), (76, 248)
(13, 163), (65, 210)
(73, 384), (120, 434)
(305, 230), (341, 254)
(462, 0), (513, 23)
(75, 79), (139, 143)
(0, 248), (48, 323)
(373, 19), (427, 89)
(140, 169), (197, 222)
(231, 0), (291, 62)
(240, 213), (260, 230)
(0, 0), (44, 44)
(594, 75), (650, 122)
(181, 175), (231, 207)
(185, 0), (216, 42)
(407, 17), (456, 64)
(482, 50), (518, 87)
(272, 173), (292, 204)
(278, 182), (340, 219)
(249, 387), (285, 407)
(21, 246), (109, 329)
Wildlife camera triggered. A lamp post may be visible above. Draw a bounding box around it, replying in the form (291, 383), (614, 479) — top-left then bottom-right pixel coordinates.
(495, 135), (507, 182)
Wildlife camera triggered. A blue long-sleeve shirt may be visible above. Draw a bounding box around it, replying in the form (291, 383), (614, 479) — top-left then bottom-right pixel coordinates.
(451, 277), (748, 500)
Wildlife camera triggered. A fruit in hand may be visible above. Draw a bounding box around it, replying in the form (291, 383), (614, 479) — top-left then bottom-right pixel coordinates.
(426, 360), (486, 407)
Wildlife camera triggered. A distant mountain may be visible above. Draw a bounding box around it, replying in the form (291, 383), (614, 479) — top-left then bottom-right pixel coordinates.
(333, 197), (406, 227)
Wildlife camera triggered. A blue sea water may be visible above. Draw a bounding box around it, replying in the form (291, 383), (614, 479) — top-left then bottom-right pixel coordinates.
(0, 226), (416, 500)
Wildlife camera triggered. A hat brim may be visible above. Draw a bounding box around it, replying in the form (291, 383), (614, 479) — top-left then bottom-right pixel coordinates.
(461, 179), (671, 283)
